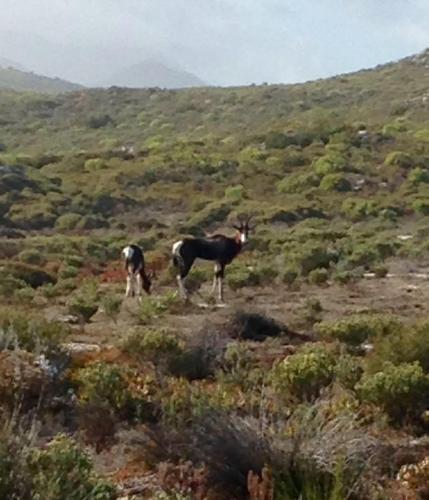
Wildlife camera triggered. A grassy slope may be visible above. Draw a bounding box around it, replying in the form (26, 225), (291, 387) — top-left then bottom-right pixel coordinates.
(0, 66), (82, 93)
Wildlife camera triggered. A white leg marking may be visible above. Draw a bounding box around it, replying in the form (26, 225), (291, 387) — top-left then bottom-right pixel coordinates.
(177, 275), (188, 300)
(125, 275), (132, 297)
(136, 273), (143, 298)
(218, 276), (224, 303)
(212, 263), (220, 294)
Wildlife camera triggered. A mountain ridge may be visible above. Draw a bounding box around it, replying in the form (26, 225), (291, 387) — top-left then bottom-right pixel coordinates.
(0, 66), (83, 93)
(103, 59), (205, 89)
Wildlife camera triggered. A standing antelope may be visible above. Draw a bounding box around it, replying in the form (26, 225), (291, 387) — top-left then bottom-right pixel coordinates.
(172, 216), (254, 303)
(121, 244), (152, 299)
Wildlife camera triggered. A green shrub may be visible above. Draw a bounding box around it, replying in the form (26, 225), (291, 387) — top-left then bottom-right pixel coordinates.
(0, 311), (68, 354)
(290, 242), (336, 276)
(320, 173), (351, 192)
(184, 201), (231, 234)
(227, 265), (261, 290)
(272, 344), (336, 401)
(68, 298), (98, 322)
(332, 269), (361, 284)
(315, 314), (401, 346)
(334, 355), (363, 389)
(101, 294), (122, 323)
(277, 172), (320, 194)
(73, 362), (154, 421)
(313, 153), (347, 176)
(29, 434), (115, 500)
(303, 297), (323, 323)
(139, 291), (182, 324)
(367, 322), (429, 373)
(281, 265), (299, 285)
(121, 329), (181, 363)
(341, 198), (377, 221)
(85, 158), (106, 172)
(308, 267), (329, 285)
(0, 261), (56, 288)
(413, 199), (429, 216)
(408, 167), (429, 186)
(17, 249), (45, 266)
(68, 282), (99, 322)
(224, 184), (244, 201)
(55, 213), (82, 231)
(59, 265), (79, 279)
(13, 287), (35, 303)
(384, 151), (414, 169)
(414, 128), (429, 142)
(356, 362), (429, 423)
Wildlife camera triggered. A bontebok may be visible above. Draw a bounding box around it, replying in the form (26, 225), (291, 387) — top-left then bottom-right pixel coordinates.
(172, 216), (254, 302)
(121, 244), (153, 299)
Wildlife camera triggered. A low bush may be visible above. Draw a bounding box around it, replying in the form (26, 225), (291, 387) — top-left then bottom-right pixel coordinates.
(0, 310), (69, 355)
(407, 166), (429, 186)
(319, 173), (351, 192)
(139, 291), (182, 324)
(55, 213), (82, 231)
(68, 281), (99, 322)
(121, 329), (181, 364)
(334, 354), (363, 390)
(367, 321), (429, 373)
(227, 265), (261, 290)
(303, 297), (323, 324)
(0, 261), (56, 288)
(101, 293), (122, 324)
(73, 362), (156, 422)
(272, 343), (336, 401)
(290, 242), (337, 276)
(84, 158), (107, 171)
(29, 434), (116, 500)
(341, 198), (378, 221)
(313, 152), (348, 176)
(315, 314), (401, 346)
(308, 267), (329, 285)
(356, 362), (429, 424)
(277, 172), (320, 194)
(384, 151), (414, 169)
(170, 327), (228, 380)
(413, 199), (429, 216)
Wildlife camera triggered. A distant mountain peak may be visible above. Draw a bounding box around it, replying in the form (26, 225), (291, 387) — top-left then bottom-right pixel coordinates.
(104, 59), (205, 89)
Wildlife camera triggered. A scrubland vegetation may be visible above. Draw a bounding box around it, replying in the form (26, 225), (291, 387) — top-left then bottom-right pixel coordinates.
(1, 50), (429, 498)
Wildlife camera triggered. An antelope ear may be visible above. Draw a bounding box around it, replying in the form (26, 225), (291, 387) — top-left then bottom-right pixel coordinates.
(232, 224), (241, 230)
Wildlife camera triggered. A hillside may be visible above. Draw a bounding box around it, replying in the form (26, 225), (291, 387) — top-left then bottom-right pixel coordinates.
(0, 66), (82, 93)
(104, 59), (205, 89)
(2, 49), (429, 498)
(0, 56), (25, 70)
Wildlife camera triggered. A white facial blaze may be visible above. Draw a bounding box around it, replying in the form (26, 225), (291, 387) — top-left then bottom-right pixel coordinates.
(122, 245), (134, 260)
(240, 232), (247, 244)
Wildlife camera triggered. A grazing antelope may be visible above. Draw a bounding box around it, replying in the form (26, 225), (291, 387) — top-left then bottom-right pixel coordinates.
(121, 244), (152, 299)
(172, 216), (254, 303)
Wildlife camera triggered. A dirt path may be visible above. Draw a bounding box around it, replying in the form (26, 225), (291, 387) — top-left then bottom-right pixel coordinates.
(44, 260), (429, 349)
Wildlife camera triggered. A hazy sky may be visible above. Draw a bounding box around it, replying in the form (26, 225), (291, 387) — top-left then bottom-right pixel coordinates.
(0, 0), (428, 86)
